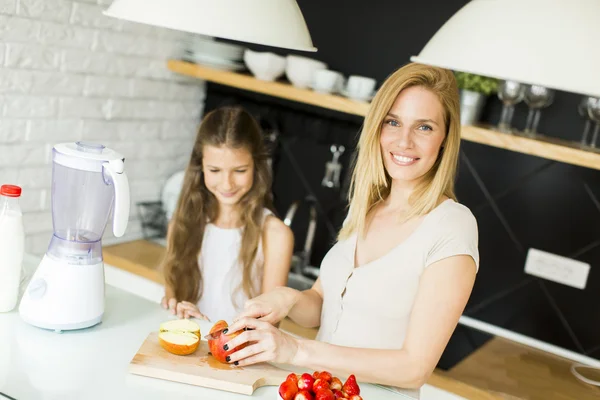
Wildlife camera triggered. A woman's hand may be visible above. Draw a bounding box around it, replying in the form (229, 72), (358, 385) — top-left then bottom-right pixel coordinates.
(234, 287), (299, 326)
(161, 297), (210, 321)
(224, 317), (300, 366)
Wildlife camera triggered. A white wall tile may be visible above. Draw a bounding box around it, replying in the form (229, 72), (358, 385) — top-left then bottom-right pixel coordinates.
(16, 166), (52, 188)
(0, 15), (39, 42)
(0, 0), (205, 255)
(0, 0), (16, 14)
(3, 95), (58, 118)
(39, 20), (96, 49)
(27, 119), (82, 141)
(70, 2), (122, 30)
(5, 43), (61, 70)
(59, 97), (109, 118)
(84, 75), (130, 98)
(0, 120), (28, 143)
(17, 0), (72, 23)
(0, 143), (49, 167)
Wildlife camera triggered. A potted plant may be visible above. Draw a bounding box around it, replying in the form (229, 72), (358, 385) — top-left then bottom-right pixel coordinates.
(454, 71), (498, 126)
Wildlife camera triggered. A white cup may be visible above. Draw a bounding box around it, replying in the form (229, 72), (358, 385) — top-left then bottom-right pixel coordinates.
(312, 69), (345, 94)
(345, 75), (376, 100)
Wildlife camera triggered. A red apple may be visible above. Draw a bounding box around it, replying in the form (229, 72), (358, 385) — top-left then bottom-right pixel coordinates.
(207, 320), (247, 363)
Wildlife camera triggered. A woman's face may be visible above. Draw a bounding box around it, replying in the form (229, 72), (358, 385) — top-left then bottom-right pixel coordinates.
(202, 145), (254, 206)
(379, 85), (446, 186)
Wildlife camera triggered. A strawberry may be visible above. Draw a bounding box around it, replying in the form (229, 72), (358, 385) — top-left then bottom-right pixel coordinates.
(312, 371), (320, 379)
(294, 389), (314, 400)
(330, 377), (342, 391)
(298, 373), (315, 391)
(313, 378), (330, 393)
(287, 373), (299, 386)
(315, 388), (335, 400)
(317, 371), (333, 383)
(348, 395), (363, 400)
(342, 375), (360, 396)
(333, 389), (348, 399)
(279, 380), (299, 400)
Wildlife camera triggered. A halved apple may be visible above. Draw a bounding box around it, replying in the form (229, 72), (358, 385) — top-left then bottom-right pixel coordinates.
(158, 319), (201, 356)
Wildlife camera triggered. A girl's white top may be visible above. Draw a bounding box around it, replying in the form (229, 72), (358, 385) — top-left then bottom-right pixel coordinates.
(197, 209), (273, 323)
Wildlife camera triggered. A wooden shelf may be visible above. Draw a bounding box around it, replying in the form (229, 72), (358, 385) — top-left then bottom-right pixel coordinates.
(168, 59), (600, 171)
(168, 60), (370, 116)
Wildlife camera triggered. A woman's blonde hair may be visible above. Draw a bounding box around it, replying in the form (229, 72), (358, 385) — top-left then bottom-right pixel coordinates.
(163, 106), (274, 304)
(339, 63), (461, 240)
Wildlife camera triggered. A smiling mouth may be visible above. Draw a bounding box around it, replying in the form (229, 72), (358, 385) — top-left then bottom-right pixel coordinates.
(391, 153), (419, 165)
(219, 191), (238, 197)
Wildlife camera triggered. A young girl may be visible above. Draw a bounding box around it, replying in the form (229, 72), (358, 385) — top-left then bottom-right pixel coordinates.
(160, 106), (294, 324)
(223, 64), (479, 399)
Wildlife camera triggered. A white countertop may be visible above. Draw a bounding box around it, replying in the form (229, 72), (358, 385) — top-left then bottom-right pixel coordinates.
(0, 254), (464, 400)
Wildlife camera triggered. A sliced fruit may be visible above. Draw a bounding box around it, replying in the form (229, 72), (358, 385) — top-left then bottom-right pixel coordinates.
(158, 331), (199, 355)
(159, 319), (201, 337)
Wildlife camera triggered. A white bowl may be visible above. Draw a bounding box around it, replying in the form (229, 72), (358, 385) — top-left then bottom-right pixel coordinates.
(244, 49), (287, 81)
(285, 55), (327, 89)
(184, 35), (245, 61)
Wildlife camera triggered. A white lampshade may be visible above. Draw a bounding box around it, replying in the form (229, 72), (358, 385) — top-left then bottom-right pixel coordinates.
(103, 0), (317, 52)
(411, 0), (600, 97)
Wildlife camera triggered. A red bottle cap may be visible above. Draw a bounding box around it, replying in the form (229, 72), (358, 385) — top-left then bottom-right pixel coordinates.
(0, 185), (22, 197)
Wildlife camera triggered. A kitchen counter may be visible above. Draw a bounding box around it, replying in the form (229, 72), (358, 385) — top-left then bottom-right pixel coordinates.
(102, 240), (504, 400)
(0, 253), (467, 400)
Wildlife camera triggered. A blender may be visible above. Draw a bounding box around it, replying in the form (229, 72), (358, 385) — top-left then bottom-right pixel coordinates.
(19, 142), (130, 331)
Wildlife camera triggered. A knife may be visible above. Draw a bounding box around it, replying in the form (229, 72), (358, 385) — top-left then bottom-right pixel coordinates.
(203, 327), (251, 341)
(203, 328), (227, 341)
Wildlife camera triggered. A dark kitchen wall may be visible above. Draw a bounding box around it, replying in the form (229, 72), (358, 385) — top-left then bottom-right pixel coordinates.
(207, 1), (600, 365)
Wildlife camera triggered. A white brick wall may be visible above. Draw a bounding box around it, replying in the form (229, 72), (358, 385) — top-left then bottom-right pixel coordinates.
(0, 0), (206, 256)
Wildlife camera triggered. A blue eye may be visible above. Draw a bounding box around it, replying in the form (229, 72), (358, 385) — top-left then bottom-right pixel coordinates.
(418, 125), (433, 131)
(385, 119), (400, 127)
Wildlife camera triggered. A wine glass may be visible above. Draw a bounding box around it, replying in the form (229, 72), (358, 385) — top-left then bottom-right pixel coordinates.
(587, 97), (600, 148)
(578, 96), (594, 146)
(523, 85), (555, 136)
(497, 80), (525, 133)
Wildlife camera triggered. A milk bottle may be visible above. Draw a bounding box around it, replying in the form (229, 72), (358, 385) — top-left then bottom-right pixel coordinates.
(0, 185), (25, 312)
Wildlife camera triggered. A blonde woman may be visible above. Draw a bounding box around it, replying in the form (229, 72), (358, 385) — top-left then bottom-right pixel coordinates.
(224, 64), (479, 398)
(160, 106), (294, 324)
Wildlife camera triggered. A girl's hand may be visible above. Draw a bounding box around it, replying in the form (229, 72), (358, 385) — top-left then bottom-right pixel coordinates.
(161, 296), (177, 315)
(176, 301), (210, 321)
(225, 318), (299, 366)
(234, 287), (299, 326)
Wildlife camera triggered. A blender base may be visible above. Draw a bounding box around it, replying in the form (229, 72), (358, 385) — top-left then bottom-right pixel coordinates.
(19, 254), (105, 331)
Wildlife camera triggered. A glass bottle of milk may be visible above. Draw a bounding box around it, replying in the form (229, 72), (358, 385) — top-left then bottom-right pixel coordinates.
(0, 185), (25, 312)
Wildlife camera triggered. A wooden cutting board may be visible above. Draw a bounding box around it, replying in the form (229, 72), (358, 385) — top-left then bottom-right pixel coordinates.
(129, 332), (291, 395)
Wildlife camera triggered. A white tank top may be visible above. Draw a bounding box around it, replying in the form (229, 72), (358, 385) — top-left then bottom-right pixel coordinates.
(197, 209), (272, 323)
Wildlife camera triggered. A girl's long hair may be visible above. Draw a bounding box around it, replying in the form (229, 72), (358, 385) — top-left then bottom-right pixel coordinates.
(163, 106), (274, 304)
(339, 63), (461, 240)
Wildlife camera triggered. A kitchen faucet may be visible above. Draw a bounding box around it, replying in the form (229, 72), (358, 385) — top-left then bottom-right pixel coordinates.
(283, 196), (318, 276)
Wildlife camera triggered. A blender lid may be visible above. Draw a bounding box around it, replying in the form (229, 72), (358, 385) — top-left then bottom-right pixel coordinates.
(54, 142), (125, 172)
